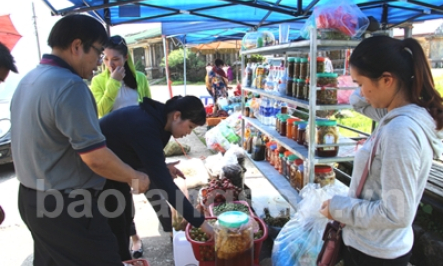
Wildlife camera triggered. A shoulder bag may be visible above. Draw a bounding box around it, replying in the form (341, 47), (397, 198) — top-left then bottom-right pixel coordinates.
(317, 134), (381, 266)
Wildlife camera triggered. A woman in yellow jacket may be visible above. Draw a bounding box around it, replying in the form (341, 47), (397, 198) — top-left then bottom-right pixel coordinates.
(91, 35), (153, 258)
(91, 35), (151, 118)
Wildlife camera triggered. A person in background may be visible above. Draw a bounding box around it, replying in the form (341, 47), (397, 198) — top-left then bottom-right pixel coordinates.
(90, 35), (151, 118)
(10, 15), (150, 266)
(0, 42), (17, 226)
(90, 35), (164, 259)
(99, 95), (215, 258)
(320, 36), (443, 266)
(205, 58), (228, 106)
(0, 42), (18, 83)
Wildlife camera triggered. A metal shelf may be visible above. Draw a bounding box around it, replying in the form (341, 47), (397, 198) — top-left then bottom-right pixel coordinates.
(243, 117), (356, 163)
(241, 39), (361, 55)
(245, 153), (301, 210)
(243, 87), (353, 111)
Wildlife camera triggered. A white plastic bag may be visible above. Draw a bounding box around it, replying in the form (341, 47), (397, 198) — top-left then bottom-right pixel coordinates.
(174, 158), (209, 189)
(272, 183), (349, 266)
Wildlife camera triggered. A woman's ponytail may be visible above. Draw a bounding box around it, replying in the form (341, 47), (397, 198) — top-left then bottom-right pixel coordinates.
(403, 38), (443, 130)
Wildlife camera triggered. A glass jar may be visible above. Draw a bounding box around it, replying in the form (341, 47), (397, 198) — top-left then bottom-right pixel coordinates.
(303, 80), (310, 101)
(215, 211), (254, 266)
(317, 88), (338, 105)
(292, 120), (302, 142)
(314, 165), (336, 187)
(317, 73), (338, 87)
(295, 161), (304, 191)
(286, 77), (294, 97)
(269, 145), (277, 166)
(280, 104), (288, 114)
(294, 57), (301, 78)
(287, 57), (295, 79)
(275, 114), (281, 133)
(291, 78), (298, 98)
(279, 117), (287, 137)
(289, 157), (298, 189)
(300, 57), (308, 79)
(274, 149), (280, 170)
(297, 79), (306, 99)
(286, 154), (297, 181)
(279, 153), (286, 175)
(297, 122), (307, 146)
(316, 120), (339, 157)
(316, 57), (325, 73)
(286, 118), (297, 139)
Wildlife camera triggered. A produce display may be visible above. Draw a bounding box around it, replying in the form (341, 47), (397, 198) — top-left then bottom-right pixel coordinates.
(200, 178), (242, 206)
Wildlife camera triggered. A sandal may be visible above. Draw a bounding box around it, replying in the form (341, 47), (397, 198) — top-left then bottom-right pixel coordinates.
(131, 240), (144, 259)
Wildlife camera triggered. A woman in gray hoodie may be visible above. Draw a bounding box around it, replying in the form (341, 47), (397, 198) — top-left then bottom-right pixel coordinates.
(320, 36), (443, 265)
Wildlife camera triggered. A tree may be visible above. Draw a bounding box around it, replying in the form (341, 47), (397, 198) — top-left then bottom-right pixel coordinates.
(134, 59), (146, 73)
(161, 48), (206, 82)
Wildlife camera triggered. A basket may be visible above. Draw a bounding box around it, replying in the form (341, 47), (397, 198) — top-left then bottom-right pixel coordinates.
(185, 216), (268, 265)
(208, 200), (256, 217)
(123, 259), (150, 266)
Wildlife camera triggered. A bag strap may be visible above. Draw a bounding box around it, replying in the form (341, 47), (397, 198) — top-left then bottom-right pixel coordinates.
(355, 132), (381, 198)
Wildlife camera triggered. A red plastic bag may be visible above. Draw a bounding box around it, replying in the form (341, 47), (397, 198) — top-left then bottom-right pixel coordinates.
(301, 0), (369, 38)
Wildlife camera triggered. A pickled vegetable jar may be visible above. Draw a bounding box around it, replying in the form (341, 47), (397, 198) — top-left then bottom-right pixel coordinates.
(316, 57), (325, 73)
(317, 87), (338, 105)
(287, 57), (295, 78)
(317, 73), (338, 87)
(215, 211), (253, 266)
(314, 165), (336, 187)
(300, 57), (308, 79)
(294, 57), (301, 78)
(316, 120), (339, 157)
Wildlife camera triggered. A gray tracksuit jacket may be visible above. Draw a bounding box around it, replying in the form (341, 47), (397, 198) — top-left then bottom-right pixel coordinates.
(329, 88), (443, 259)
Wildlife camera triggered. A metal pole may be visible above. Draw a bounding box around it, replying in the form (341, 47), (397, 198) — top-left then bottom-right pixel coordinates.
(32, 2), (42, 62)
(241, 53), (245, 147)
(183, 35), (187, 96)
(162, 35), (173, 98)
(308, 27), (317, 183)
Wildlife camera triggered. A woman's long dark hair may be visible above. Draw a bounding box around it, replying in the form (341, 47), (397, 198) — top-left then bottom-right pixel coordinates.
(350, 35), (443, 130)
(104, 35), (137, 90)
(165, 96), (206, 125)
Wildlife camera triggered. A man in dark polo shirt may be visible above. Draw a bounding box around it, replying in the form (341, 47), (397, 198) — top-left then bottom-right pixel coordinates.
(10, 15), (150, 266)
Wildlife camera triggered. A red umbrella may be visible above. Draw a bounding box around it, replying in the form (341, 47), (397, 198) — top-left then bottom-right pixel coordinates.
(0, 14), (22, 51)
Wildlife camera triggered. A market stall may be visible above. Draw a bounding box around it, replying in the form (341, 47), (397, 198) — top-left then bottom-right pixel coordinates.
(38, 1), (443, 265)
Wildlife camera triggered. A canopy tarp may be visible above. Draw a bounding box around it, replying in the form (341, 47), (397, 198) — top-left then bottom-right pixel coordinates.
(42, 0), (443, 37)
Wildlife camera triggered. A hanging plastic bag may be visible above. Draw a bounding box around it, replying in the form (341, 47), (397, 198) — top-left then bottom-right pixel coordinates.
(301, 0), (369, 38)
(272, 183), (349, 266)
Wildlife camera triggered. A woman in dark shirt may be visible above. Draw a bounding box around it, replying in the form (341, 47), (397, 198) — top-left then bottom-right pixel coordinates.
(100, 95), (214, 260)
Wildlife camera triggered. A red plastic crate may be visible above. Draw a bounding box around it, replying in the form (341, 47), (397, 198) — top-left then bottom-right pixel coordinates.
(208, 200), (256, 217)
(123, 259), (150, 266)
(185, 216), (268, 265)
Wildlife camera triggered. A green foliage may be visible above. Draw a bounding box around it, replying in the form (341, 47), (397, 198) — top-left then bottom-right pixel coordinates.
(134, 59), (146, 73)
(331, 110), (373, 137)
(433, 69), (443, 96)
(244, 54), (265, 64)
(161, 48), (206, 82)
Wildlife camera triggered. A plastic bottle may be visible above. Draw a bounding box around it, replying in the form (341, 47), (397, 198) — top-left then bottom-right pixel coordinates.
(245, 63), (252, 88)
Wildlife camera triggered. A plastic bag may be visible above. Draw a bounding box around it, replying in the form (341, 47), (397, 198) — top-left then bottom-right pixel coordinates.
(174, 158), (209, 189)
(337, 75), (358, 104)
(221, 164), (245, 189)
(204, 153), (224, 178)
(164, 140), (190, 157)
(301, 0), (369, 38)
(205, 125), (231, 153)
(272, 183), (349, 266)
